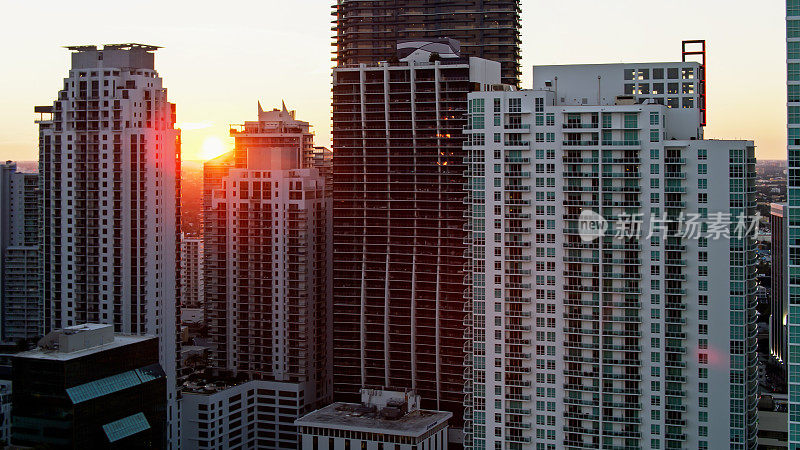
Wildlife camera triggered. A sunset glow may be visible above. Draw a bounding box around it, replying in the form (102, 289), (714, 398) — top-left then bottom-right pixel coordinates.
(199, 136), (228, 161)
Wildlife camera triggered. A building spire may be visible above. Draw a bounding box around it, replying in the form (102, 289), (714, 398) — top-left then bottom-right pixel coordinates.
(258, 101), (264, 114)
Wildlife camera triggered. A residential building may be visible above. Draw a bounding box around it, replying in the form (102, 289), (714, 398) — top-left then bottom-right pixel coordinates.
(332, 0), (521, 86)
(203, 104), (332, 447)
(0, 162), (41, 341)
(36, 44), (181, 445)
(787, 1), (800, 446)
(181, 234), (204, 308)
(181, 378), (312, 449)
(11, 324), (166, 448)
(332, 40), (501, 440)
(463, 60), (758, 449)
(295, 389), (451, 450)
(772, 203), (788, 364)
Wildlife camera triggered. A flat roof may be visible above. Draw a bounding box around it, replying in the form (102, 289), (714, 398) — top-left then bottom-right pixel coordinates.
(534, 61), (700, 68)
(15, 335), (153, 361)
(295, 402), (451, 437)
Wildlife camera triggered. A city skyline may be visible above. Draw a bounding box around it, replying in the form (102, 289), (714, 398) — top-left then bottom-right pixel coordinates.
(0, 0), (788, 162)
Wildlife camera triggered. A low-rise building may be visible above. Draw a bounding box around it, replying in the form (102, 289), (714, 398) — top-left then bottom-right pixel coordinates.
(295, 389), (451, 450)
(181, 378), (314, 449)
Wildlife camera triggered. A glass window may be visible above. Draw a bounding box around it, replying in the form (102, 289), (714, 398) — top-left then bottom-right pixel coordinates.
(652, 82), (664, 94)
(653, 68), (664, 79)
(790, 85), (800, 102)
(650, 112), (659, 126)
(624, 68), (635, 80)
(667, 67), (679, 79)
(624, 84), (635, 95)
(790, 63), (800, 81)
(790, 106), (800, 125)
(624, 113), (638, 128)
(791, 41), (800, 60)
(791, 0), (800, 16)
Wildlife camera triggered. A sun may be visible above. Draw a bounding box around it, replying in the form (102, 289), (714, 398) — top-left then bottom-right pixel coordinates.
(200, 136), (227, 160)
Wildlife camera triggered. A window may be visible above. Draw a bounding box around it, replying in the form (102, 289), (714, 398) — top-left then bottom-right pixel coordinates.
(532, 97), (541, 113)
(624, 113), (638, 128)
(791, 63), (800, 82)
(650, 112), (659, 126)
(791, 41), (800, 60)
(791, 106), (800, 125)
(650, 129), (660, 142)
(650, 148), (659, 159)
(698, 164), (707, 175)
(791, 85), (800, 103)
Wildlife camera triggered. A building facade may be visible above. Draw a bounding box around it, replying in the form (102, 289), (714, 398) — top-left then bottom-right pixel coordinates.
(296, 389), (451, 450)
(463, 62), (758, 449)
(332, 0), (521, 86)
(788, 1), (800, 447)
(772, 203), (789, 364)
(11, 324), (166, 448)
(332, 42), (500, 436)
(181, 379), (311, 449)
(36, 44), (181, 444)
(203, 104), (332, 447)
(0, 162), (41, 341)
(181, 234), (204, 308)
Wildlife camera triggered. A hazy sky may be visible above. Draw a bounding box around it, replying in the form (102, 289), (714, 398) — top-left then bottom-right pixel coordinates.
(0, 0), (787, 161)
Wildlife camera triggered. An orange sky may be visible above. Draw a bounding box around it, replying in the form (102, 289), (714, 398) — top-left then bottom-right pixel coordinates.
(0, 0), (788, 161)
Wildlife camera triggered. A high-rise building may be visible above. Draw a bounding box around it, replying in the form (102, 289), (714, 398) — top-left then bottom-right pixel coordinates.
(180, 234), (203, 309)
(11, 324), (166, 448)
(771, 203), (788, 364)
(463, 61), (758, 449)
(203, 104), (332, 447)
(332, 40), (500, 438)
(36, 44), (181, 445)
(0, 162), (41, 342)
(296, 389), (452, 450)
(788, 0), (800, 446)
(332, 0), (521, 86)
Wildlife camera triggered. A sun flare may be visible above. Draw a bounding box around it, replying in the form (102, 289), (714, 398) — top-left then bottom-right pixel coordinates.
(200, 136), (227, 161)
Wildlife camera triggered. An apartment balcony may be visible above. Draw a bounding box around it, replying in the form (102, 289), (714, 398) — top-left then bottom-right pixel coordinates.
(563, 185), (599, 192)
(563, 157), (599, 164)
(504, 156), (531, 164)
(563, 140), (599, 147)
(601, 140), (640, 147)
(601, 172), (641, 179)
(602, 157), (641, 164)
(564, 171), (600, 178)
(563, 122), (599, 129)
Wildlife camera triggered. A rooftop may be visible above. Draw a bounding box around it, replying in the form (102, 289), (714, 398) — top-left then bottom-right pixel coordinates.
(16, 324), (154, 361)
(295, 402), (451, 437)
